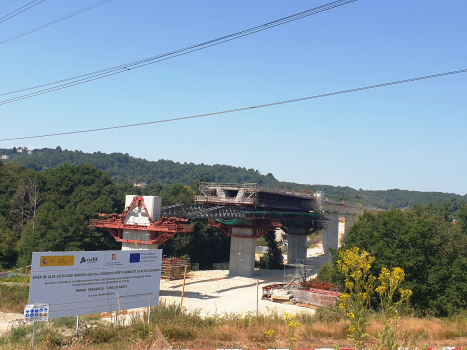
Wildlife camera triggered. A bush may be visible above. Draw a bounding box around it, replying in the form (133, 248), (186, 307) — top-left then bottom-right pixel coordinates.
(308, 305), (343, 323)
(317, 262), (333, 282)
(84, 325), (119, 343)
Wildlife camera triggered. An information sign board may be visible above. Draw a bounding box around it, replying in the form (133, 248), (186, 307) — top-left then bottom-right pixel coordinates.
(29, 250), (162, 318)
(24, 303), (49, 323)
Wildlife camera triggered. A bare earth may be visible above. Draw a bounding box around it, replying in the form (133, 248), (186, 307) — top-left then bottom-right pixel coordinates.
(0, 311), (22, 337)
(159, 244), (329, 317)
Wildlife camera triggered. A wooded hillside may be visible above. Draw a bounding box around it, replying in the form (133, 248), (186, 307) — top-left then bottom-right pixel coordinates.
(2, 147), (466, 209)
(0, 161), (229, 269)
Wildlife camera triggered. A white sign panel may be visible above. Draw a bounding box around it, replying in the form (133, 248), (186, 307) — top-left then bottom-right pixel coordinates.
(24, 303), (49, 323)
(29, 250), (162, 318)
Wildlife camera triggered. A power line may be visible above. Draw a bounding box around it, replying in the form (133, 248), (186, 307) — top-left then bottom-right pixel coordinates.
(0, 0), (23, 10)
(0, 0), (111, 46)
(0, 0), (357, 105)
(1, 68), (465, 142)
(0, 0), (45, 24)
(0, 0), (37, 18)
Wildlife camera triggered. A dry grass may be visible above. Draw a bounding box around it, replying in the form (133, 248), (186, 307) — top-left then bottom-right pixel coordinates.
(0, 283), (29, 313)
(2, 302), (467, 349)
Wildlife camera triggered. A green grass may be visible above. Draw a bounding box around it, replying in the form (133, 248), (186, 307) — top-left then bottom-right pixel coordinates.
(0, 275), (30, 283)
(51, 316), (77, 329)
(0, 283), (29, 313)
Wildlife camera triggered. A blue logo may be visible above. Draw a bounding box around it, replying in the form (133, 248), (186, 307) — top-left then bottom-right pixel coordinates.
(129, 253), (140, 263)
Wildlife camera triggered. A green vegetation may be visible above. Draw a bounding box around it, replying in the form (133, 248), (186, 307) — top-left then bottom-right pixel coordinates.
(3, 147), (466, 209)
(160, 221), (230, 269)
(0, 274), (30, 283)
(257, 230), (284, 269)
(0, 161), (229, 269)
(321, 202), (467, 317)
(0, 283), (29, 313)
(2, 301), (467, 349)
(2, 147), (467, 318)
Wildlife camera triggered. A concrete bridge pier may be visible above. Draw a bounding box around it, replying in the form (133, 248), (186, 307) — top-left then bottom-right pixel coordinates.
(322, 211), (339, 255)
(344, 214), (357, 235)
(287, 226), (308, 264)
(229, 228), (256, 278)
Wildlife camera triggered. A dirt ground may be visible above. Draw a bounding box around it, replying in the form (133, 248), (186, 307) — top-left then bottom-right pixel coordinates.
(0, 311), (22, 337)
(159, 244), (329, 317)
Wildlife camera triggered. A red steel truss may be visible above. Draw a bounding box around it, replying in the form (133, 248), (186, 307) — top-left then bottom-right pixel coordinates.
(89, 196), (193, 245)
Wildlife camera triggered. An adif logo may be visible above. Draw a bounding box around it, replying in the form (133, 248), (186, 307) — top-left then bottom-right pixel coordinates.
(80, 257), (98, 264)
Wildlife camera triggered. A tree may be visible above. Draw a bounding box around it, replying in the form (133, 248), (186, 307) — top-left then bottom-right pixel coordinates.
(8, 176), (42, 230)
(16, 164), (121, 266)
(161, 184), (195, 206)
(258, 231), (283, 269)
(340, 205), (467, 316)
(456, 204), (467, 234)
(160, 221), (230, 268)
(0, 216), (18, 268)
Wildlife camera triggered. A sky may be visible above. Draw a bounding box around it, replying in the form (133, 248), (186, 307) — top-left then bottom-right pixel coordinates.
(1, 0), (466, 195)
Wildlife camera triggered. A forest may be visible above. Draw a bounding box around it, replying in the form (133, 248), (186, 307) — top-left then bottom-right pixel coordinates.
(2, 146), (466, 209)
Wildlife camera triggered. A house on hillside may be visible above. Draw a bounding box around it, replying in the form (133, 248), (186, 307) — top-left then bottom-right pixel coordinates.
(0, 155), (9, 160)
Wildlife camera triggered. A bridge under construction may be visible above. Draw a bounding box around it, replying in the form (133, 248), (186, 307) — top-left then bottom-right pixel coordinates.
(90, 182), (378, 277)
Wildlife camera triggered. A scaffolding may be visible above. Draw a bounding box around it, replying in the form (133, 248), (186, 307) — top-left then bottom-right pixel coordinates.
(195, 182), (319, 211)
(283, 259), (313, 288)
(161, 257), (190, 280)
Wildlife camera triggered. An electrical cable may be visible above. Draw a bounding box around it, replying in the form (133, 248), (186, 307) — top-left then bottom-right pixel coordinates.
(0, 0), (45, 24)
(0, 0), (38, 18)
(0, 0), (23, 10)
(1, 68), (465, 142)
(0, 0), (356, 104)
(0, 0), (111, 45)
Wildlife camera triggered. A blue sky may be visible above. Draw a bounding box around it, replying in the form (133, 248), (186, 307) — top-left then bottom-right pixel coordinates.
(1, 0), (466, 195)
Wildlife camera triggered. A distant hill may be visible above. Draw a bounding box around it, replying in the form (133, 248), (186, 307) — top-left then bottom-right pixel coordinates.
(2, 147), (465, 209)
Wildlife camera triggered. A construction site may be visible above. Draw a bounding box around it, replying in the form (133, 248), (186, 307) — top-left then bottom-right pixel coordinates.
(88, 182), (342, 315)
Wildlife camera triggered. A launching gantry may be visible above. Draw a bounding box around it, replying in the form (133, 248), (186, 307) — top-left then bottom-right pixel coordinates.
(90, 183), (327, 277)
(162, 183), (327, 277)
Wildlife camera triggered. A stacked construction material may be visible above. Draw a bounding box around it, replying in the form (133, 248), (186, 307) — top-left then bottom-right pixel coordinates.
(161, 257), (190, 280)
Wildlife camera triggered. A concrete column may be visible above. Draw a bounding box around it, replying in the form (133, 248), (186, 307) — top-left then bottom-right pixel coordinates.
(229, 228), (256, 278)
(122, 230), (159, 250)
(287, 226), (308, 264)
(344, 213), (351, 236)
(343, 213), (357, 238)
(322, 211), (339, 255)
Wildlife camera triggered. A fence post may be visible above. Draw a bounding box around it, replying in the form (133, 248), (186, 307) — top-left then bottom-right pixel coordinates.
(32, 320), (37, 348)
